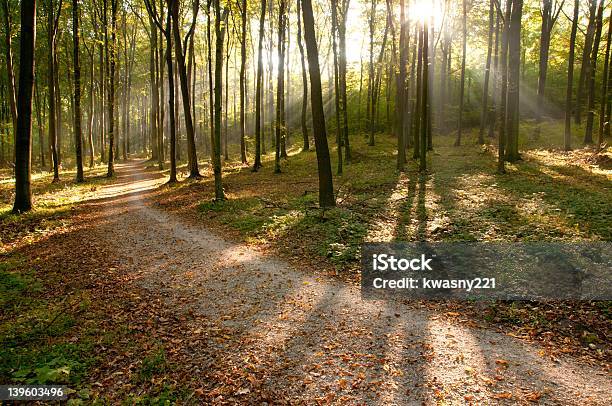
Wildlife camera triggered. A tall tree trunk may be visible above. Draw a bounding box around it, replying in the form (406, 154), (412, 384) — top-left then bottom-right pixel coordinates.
(253, 0), (266, 170)
(206, 0), (215, 167)
(296, 0), (309, 151)
(164, 8), (177, 183)
(564, 0), (579, 151)
(73, 0), (84, 182)
(497, 0), (511, 173)
(584, 0), (604, 144)
(213, 0), (228, 199)
(455, 0), (467, 146)
(301, 0), (335, 207)
(47, 0), (61, 182)
(1, 0), (17, 141)
(488, 8), (499, 139)
(412, 24), (423, 160)
(338, 0), (350, 161)
(366, 0), (376, 144)
(275, 0), (287, 174)
(371, 17), (389, 146)
(575, 0), (597, 125)
(13, 0), (36, 213)
(535, 0), (551, 137)
(34, 79), (45, 167)
(598, 7), (612, 148)
(331, 0), (342, 174)
(87, 46), (95, 167)
(149, 16), (160, 164)
(105, 0), (117, 177)
(396, 0), (406, 171)
(479, 0), (494, 144)
(505, 0), (523, 162)
(172, 0), (201, 178)
(420, 18), (428, 172)
(239, 0), (248, 163)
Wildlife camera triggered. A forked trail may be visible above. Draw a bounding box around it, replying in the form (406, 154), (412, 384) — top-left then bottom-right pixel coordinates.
(79, 160), (610, 404)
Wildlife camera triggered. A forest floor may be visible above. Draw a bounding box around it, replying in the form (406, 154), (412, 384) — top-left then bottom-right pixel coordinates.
(0, 127), (611, 404)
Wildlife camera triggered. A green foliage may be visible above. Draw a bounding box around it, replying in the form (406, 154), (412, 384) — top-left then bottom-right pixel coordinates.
(123, 383), (191, 405)
(137, 346), (168, 383)
(0, 257), (97, 387)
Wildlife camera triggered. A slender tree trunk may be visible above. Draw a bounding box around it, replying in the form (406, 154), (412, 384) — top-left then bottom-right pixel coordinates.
(172, 0), (201, 178)
(275, 0), (287, 173)
(396, 0), (406, 171)
(535, 0), (551, 137)
(87, 47), (95, 167)
(575, 0), (597, 125)
(505, 0), (523, 162)
(13, 0), (36, 213)
(338, 0), (350, 161)
(420, 18), (428, 172)
(164, 8), (177, 183)
(412, 23), (423, 160)
(1, 0), (17, 142)
(296, 0), (309, 151)
(253, 0), (266, 170)
(598, 7), (612, 147)
(302, 0), (335, 207)
(34, 79), (45, 167)
(455, 0), (467, 146)
(105, 0), (117, 177)
(239, 0), (248, 163)
(213, 0), (228, 199)
(584, 0), (603, 144)
(497, 0), (511, 173)
(73, 0), (84, 182)
(149, 16), (160, 164)
(488, 8), (499, 139)
(479, 0), (494, 144)
(564, 0), (579, 151)
(48, 0), (60, 182)
(331, 0), (342, 175)
(366, 0), (376, 143)
(371, 17), (389, 145)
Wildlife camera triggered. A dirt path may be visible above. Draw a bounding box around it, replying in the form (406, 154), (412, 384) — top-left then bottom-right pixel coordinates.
(81, 161), (609, 404)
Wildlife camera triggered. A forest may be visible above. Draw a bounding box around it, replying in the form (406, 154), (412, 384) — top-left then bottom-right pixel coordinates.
(1, 0), (611, 403)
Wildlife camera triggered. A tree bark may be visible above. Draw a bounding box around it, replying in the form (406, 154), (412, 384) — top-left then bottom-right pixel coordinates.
(47, 0), (62, 182)
(396, 0), (406, 171)
(598, 7), (612, 147)
(239, 0), (248, 163)
(497, 0), (511, 173)
(331, 0), (342, 174)
(1, 0), (17, 141)
(505, 0), (523, 162)
(564, 0), (579, 151)
(296, 0), (309, 151)
(275, 0), (287, 174)
(302, 0), (335, 207)
(420, 18), (428, 172)
(13, 0), (36, 213)
(575, 0), (597, 125)
(172, 0), (201, 178)
(584, 0), (603, 144)
(479, 0), (494, 144)
(73, 0), (84, 182)
(253, 0), (266, 170)
(213, 0), (228, 199)
(455, 0), (467, 146)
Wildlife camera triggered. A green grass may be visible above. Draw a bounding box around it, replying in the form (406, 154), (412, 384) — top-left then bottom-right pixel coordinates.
(0, 257), (97, 387)
(193, 122), (610, 275)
